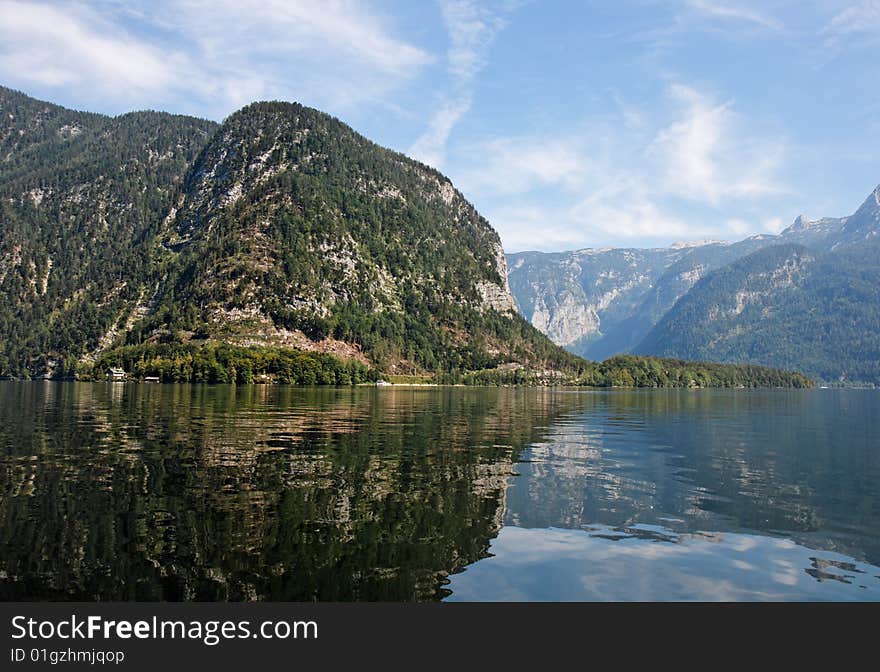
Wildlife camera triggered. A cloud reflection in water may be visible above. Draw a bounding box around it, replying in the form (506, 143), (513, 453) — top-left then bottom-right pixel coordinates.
(446, 524), (880, 601)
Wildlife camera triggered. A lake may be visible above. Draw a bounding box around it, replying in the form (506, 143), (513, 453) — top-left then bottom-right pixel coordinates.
(0, 382), (878, 601)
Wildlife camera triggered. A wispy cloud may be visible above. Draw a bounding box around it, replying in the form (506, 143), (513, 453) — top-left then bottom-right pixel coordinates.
(610, 90), (646, 130)
(443, 0), (509, 80)
(0, 0), (432, 118)
(684, 0), (783, 31)
(823, 1), (880, 44)
(647, 84), (785, 204)
(0, 1), (180, 97)
(457, 136), (589, 194)
(163, 0), (431, 82)
(408, 0), (511, 168)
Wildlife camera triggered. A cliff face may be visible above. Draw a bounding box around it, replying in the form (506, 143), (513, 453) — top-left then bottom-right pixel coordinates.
(507, 245), (715, 358)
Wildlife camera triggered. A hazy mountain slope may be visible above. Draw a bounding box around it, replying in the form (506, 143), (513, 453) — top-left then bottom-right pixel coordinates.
(636, 239), (880, 384)
(506, 236), (782, 360)
(595, 235), (786, 358)
(506, 246), (687, 354)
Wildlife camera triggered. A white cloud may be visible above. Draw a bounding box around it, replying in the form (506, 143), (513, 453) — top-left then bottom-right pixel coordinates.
(0, 0), (432, 118)
(443, 0), (507, 80)
(457, 137), (589, 193)
(823, 1), (880, 38)
(454, 83), (790, 251)
(570, 194), (693, 240)
(485, 196), (695, 252)
(685, 0), (783, 31)
(648, 85), (729, 203)
(647, 84), (785, 204)
(762, 216), (785, 233)
(408, 0), (510, 168)
(163, 0), (431, 81)
(725, 218), (753, 236)
(0, 1), (179, 96)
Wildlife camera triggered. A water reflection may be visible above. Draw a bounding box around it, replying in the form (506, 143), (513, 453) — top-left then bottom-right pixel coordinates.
(1, 384), (878, 601)
(445, 525), (880, 601)
(0, 383), (570, 600)
(447, 389), (880, 601)
(503, 389), (880, 566)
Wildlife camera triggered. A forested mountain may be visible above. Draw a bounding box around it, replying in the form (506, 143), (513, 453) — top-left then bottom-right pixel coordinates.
(636, 238), (880, 385)
(0, 86), (217, 376)
(0, 87), (811, 388)
(0, 87), (583, 381)
(139, 100), (577, 376)
(637, 186), (880, 384)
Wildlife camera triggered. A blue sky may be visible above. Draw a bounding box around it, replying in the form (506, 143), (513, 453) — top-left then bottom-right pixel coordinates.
(1, 0), (878, 252)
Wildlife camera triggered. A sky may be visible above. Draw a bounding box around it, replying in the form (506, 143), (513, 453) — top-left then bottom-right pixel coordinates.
(1, 0), (878, 252)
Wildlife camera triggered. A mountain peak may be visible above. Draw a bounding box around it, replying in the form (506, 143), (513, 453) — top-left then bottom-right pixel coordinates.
(783, 213), (844, 232)
(841, 183), (880, 238)
(789, 214), (811, 230)
(850, 183), (880, 214)
(781, 213), (848, 241)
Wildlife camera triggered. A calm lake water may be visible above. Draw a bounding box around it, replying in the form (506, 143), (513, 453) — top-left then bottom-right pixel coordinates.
(1, 382), (878, 601)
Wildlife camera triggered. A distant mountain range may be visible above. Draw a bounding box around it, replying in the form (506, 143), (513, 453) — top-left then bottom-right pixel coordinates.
(508, 185), (880, 384)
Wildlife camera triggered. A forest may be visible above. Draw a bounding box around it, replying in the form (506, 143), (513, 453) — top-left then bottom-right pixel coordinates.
(78, 342), (814, 389)
(89, 343), (372, 385)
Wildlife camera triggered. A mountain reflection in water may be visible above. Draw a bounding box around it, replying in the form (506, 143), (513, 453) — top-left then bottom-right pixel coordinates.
(0, 383), (877, 601)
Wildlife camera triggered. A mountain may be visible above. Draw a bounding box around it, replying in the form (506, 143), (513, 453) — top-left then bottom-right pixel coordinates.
(0, 88), (584, 381)
(506, 246), (684, 356)
(508, 183), (880, 383)
(0, 87), (811, 388)
(637, 235), (880, 386)
(507, 235), (778, 360)
(130, 100), (583, 378)
(773, 186), (880, 252)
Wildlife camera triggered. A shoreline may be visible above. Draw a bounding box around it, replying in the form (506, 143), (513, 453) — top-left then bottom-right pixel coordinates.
(0, 379), (864, 390)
